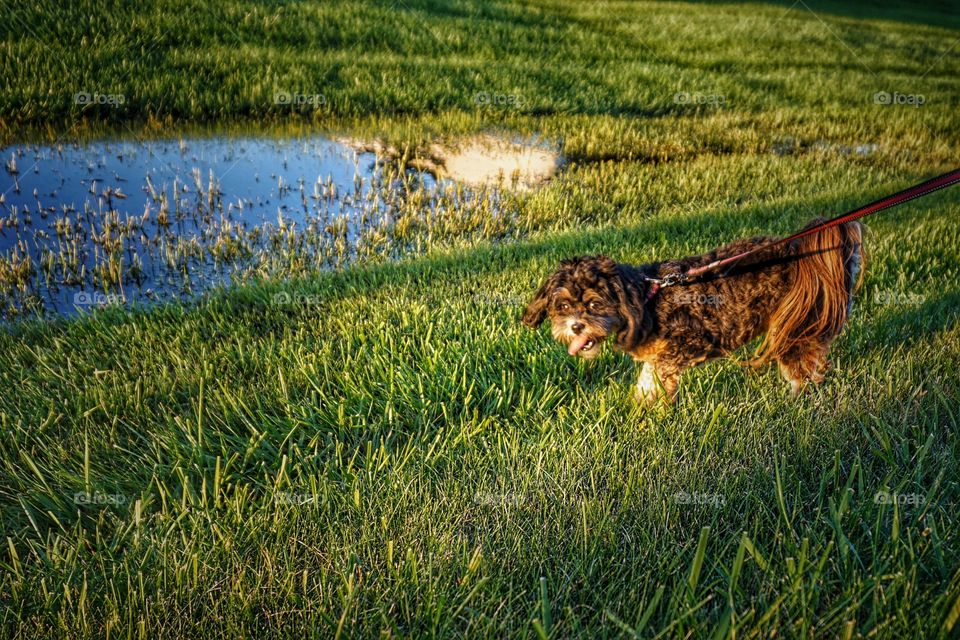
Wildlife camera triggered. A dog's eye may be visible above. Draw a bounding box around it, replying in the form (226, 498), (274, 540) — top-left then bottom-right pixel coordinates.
(588, 300), (603, 312)
(558, 301), (571, 312)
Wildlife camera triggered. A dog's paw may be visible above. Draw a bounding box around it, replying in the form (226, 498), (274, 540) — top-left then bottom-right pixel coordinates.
(635, 362), (667, 405)
(635, 384), (663, 406)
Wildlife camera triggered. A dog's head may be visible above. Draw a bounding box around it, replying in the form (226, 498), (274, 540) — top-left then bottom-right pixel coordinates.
(521, 255), (650, 358)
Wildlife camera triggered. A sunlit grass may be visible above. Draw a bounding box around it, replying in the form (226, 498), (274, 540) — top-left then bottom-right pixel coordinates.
(1, 0), (959, 638)
(2, 154), (959, 638)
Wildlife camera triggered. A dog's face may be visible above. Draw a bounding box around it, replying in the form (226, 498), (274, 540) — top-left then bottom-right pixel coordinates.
(521, 256), (648, 358)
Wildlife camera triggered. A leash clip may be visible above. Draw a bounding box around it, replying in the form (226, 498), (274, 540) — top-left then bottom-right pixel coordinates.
(643, 272), (686, 301)
(656, 272), (686, 288)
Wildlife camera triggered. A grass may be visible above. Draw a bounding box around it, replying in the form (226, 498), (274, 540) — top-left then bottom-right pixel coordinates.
(2, 0), (960, 638)
(1, 0), (958, 163)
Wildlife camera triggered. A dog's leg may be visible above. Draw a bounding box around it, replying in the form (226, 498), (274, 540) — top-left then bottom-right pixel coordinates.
(635, 361), (680, 405)
(777, 361), (804, 397)
(777, 340), (831, 396)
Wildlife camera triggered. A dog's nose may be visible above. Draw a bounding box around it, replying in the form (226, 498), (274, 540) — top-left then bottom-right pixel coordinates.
(571, 322), (585, 335)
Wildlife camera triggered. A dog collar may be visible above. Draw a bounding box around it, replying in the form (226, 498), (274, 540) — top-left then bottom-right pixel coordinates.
(645, 281), (660, 301)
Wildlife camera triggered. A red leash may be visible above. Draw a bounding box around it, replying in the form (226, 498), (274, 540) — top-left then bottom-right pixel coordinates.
(646, 168), (960, 296)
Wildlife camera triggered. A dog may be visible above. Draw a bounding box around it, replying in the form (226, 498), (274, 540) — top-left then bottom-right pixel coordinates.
(521, 219), (863, 403)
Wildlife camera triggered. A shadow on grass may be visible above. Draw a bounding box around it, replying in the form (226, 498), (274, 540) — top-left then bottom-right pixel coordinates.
(852, 289), (960, 352)
(679, 0), (960, 30)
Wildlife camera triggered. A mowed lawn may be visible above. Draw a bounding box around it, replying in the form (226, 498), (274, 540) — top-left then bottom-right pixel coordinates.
(2, 1), (960, 638)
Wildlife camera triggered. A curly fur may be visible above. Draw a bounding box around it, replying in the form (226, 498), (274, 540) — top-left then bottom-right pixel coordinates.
(522, 220), (864, 403)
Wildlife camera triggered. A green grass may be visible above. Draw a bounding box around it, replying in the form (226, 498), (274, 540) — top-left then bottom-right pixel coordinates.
(2, 0), (958, 164)
(2, 0), (960, 638)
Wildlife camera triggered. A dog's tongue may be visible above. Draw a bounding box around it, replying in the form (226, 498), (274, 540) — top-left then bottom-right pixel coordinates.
(568, 334), (591, 356)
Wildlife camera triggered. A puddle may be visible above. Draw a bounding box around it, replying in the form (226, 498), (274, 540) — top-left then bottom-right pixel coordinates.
(0, 134), (559, 320)
(439, 136), (561, 191)
(771, 137), (880, 157)
(341, 134), (562, 192)
(0, 136), (436, 318)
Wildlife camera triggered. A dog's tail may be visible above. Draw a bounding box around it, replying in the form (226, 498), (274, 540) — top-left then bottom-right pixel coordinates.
(752, 219), (864, 365)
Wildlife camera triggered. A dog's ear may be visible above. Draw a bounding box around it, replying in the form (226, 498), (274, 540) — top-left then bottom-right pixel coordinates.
(611, 269), (650, 350)
(521, 277), (552, 328)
